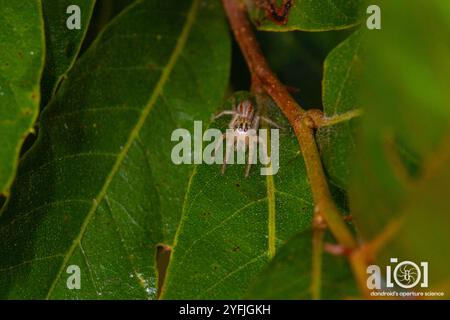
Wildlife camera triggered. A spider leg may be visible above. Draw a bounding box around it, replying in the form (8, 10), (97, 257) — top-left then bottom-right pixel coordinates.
(229, 113), (239, 129)
(257, 135), (270, 166)
(244, 160), (252, 178)
(243, 115), (261, 177)
(260, 116), (281, 128)
(245, 134), (258, 177)
(252, 114), (261, 130)
(212, 133), (226, 162)
(221, 133), (235, 175)
(213, 110), (236, 120)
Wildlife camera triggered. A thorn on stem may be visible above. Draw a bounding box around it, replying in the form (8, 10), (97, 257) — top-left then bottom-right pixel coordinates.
(313, 213), (327, 230)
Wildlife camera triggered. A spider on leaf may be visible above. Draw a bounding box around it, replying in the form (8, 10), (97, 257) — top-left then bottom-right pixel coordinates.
(212, 93), (281, 177)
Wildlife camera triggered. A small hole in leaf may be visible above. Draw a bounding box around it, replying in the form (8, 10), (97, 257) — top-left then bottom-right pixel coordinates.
(202, 212), (211, 218)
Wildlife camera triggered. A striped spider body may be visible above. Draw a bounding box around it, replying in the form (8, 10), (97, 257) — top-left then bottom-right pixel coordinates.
(213, 97), (279, 177)
(234, 100), (255, 133)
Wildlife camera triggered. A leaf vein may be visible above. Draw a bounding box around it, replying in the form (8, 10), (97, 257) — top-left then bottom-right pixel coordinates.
(44, 0), (201, 299)
(196, 253), (266, 299)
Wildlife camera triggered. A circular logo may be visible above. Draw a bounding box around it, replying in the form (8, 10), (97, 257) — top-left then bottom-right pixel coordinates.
(393, 261), (421, 288)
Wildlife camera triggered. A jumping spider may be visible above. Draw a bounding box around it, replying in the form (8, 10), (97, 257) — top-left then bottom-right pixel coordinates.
(213, 97), (280, 177)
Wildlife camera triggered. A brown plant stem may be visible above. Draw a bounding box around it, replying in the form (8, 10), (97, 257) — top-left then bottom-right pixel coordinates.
(222, 0), (304, 121)
(222, 0), (369, 298)
(316, 109), (363, 128)
(311, 223), (325, 300)
(298, 118), (357, 248)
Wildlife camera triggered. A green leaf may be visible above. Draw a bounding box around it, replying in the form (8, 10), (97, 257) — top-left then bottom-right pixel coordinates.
(316, 29), (363, 190)
(247, 229), (358, 299)
(258, 30), (354, 108)
(40, 0), (96, 107)
(0, 0), (45, 195)
(0, 0), (230, 299)
(245, 0), (365, 32)
(160, 94), (314, 299)
(350, 0), (450, 294)
(81, 0), (135, 48)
